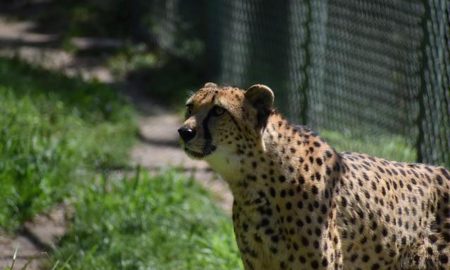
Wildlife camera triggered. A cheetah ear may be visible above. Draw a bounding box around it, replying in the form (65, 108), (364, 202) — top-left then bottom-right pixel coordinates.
(245, 84), (274, 110)
(203, 82), (218, 88)
(245, 84), (274, 129)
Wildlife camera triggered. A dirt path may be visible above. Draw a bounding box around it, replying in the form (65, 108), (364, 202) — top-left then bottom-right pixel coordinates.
(0, 16), (232, 270)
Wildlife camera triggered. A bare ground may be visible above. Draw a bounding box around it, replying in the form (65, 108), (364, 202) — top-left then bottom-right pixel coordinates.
(0, 15), (232, 270)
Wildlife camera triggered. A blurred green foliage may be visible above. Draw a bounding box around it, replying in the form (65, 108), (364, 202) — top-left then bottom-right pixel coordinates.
(51, 170), (243, 270)
(107, 44), (202, 109)
(28, 0), (132, 38)
(8, 0), (204, 110)
(126, 55), (201, 109)
(0, 57), (136, 230)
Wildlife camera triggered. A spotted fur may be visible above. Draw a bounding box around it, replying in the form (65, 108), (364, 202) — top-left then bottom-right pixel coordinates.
(179, 83), (450, 270)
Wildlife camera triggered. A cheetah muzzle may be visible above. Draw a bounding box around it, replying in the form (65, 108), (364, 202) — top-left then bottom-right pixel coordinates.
(178, 82), (450, 270)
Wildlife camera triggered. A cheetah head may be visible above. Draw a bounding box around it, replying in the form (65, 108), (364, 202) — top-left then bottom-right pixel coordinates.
(178, 82), (274, 177)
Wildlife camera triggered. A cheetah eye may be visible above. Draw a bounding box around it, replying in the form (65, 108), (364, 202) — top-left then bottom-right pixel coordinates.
(185, 104), (193, 118)
(212, 106), (225, 116)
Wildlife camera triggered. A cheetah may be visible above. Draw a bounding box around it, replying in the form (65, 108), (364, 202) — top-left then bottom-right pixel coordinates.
(178, 83), (450, 270)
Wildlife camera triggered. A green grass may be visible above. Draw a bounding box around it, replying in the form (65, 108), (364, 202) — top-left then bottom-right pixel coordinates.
(321, 130), (416, 162)
(0, 57), (136, 231)
(50, 170), (243, 270)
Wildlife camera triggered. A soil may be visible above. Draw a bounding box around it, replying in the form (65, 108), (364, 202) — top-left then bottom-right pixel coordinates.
(0, 14), (232, 270)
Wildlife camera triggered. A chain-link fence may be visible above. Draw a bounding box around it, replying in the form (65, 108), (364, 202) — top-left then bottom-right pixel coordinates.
(148, 0), (449, 166)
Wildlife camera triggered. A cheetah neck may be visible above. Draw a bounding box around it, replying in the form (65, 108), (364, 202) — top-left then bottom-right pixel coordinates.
(228, 112), (340, 207)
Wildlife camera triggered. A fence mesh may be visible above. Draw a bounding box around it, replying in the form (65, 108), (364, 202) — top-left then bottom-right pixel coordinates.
(149, 0), (450, 166)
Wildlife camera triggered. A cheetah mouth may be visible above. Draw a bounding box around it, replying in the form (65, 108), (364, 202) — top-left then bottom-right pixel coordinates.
(184, 145), (216, 159)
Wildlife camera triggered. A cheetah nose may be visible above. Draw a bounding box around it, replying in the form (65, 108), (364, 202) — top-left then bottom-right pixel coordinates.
(178, 126), (196, 143)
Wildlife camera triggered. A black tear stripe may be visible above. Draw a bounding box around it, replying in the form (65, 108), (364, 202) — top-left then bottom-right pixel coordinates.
(202, 95), (216, 154)
(203, 109), (242, 154)
(203, 94), (216, 140)
(203, 109), (213, 144)
(202, 94), (244, 153)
